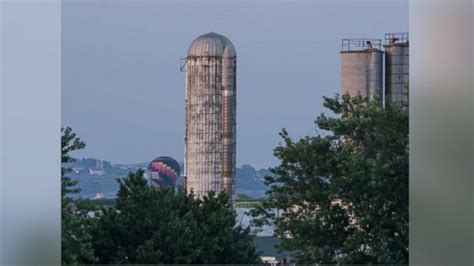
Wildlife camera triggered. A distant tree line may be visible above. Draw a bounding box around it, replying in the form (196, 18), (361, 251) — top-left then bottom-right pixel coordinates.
(63, 158), (112, 170)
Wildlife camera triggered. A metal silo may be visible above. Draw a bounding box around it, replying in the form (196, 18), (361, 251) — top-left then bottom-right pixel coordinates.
(384, 32), (409, 103)
(340, 38), (383, 100)
(183, 32), (236, 199)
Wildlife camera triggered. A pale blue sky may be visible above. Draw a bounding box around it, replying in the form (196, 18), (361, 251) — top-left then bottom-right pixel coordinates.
(62, 0), (408, 168)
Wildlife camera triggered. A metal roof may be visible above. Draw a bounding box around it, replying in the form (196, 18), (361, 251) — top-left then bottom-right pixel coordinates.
(187, 32), (236, 57)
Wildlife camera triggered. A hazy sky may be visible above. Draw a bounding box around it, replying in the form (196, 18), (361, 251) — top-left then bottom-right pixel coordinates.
(62, 0), (408, 169)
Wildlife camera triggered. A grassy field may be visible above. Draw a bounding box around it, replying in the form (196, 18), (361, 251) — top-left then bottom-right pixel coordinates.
(234, 199), (263, 208)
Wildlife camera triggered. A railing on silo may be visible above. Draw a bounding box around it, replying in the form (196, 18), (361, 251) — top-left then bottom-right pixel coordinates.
(342, 38), (382, 51)
(384, 32), (409, 45)
(180, 58), (187, 72)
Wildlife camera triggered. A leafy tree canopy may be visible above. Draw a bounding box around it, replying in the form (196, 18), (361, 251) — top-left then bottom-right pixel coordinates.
(61, 127), (97, 265)
(92, 169), (261, 264)
(250, 94), (408, 264)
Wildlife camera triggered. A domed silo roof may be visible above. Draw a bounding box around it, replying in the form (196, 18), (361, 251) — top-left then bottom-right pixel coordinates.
(187, 32), (236, 57)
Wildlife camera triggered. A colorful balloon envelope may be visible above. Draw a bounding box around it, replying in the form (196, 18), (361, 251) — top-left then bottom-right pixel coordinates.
(148, 156), (181, 186)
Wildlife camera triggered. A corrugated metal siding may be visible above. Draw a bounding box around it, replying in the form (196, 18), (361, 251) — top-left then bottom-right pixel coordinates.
(385, 44), (409, 103)
(221, 46), (236, 199)
(184, 33), (237, 200)
(341, 49), (383, 100)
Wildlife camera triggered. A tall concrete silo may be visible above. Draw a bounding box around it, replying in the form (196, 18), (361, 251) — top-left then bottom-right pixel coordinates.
(183, 32), (236, 199)
(340, 38), (383, 100)
(384, 32), (409, 103)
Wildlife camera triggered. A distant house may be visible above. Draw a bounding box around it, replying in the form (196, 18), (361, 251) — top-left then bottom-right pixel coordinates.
(71, 167), (84, 174)
(89, 168), (105, 176)
(253, 236), (293, 266)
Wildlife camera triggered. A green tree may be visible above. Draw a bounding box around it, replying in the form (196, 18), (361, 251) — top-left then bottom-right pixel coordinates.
(61, 127), (97, 264)
(92, 169), (261, 264)
(250, 94), (408, 264)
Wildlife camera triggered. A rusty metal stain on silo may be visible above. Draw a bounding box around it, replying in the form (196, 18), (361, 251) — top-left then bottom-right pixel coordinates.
(221, 45), (237, 199)
(183, 32), (237, 199)
(340, 38), (383, 100)
(384, 32), (409, 103)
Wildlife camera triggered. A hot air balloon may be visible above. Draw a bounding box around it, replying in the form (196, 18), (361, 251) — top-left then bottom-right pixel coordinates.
(148, 156), (181, 187)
